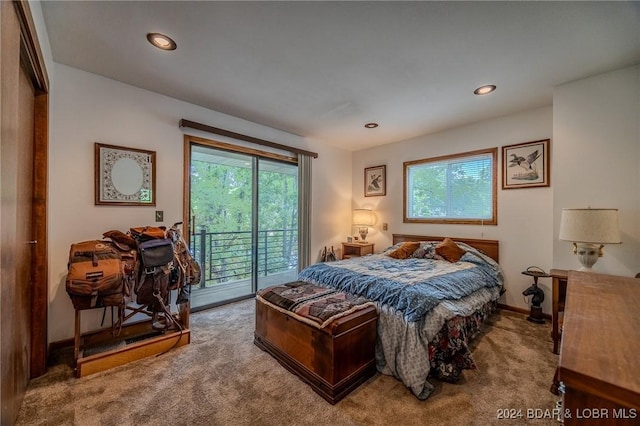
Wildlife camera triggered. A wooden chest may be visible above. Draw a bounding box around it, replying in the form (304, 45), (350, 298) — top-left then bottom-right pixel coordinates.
(254, 298), (377, 404)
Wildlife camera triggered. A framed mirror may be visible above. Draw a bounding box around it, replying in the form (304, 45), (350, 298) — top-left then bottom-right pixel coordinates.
(95, 143), (156, 206)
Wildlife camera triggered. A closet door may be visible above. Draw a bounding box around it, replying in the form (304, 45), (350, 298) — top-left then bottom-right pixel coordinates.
(1, 1), (49, 423)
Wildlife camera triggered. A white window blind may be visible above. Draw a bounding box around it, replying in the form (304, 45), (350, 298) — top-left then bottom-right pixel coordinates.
(405, 148), (497, 224)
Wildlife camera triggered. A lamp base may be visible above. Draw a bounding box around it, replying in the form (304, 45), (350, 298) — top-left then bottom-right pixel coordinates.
(358, 227), (368, 242)
(573, 243), (603, 272)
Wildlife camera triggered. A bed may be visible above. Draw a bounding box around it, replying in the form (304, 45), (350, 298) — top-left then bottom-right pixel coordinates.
(297, 234), (504, 400)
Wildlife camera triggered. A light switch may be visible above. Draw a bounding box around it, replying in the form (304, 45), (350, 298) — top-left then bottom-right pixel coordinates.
(382, 223), (388, 231)
(155, 210), (164, 222)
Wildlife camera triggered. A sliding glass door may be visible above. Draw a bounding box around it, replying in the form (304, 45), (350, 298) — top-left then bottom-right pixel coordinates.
(187, 142), (298, 309)
(256, 159), (298, 291)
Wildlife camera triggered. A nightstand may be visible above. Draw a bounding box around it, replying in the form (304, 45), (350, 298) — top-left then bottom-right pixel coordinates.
(550, 269), (568, 355)
(341, 242), (374, 260)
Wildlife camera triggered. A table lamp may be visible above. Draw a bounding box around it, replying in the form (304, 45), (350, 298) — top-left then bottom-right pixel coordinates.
(353, 209), (374, 242)
(559, 208), (621, 271)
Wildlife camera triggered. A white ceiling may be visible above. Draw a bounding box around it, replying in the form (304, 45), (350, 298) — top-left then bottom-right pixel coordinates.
(41, 1), (640, 151)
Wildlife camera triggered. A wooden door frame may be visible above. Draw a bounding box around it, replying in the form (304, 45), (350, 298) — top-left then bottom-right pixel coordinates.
(13, 0), (49, 378)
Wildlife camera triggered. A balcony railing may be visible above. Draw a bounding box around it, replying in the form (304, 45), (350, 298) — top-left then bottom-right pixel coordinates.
(191, 228), (298, 288)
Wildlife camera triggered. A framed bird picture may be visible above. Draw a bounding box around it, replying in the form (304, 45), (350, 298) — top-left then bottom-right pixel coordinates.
(364, 165), (386, 197)
(502, 139), (550, 189)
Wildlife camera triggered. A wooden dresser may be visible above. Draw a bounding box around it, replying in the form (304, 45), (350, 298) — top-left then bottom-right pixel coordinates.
(551, 269), (568, 355)
(558, 271), (640, 424)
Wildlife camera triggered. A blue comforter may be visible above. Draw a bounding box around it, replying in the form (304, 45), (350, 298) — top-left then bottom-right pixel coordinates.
(298, 244), (503, 322)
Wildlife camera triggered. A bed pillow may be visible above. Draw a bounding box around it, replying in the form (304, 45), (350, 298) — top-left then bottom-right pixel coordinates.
(435, 238), (466, 263)
(409, 242), (429, 259)
(387, 241), (421, 259)
(381, 242), (402, 255)
(410, 242), (445, 261)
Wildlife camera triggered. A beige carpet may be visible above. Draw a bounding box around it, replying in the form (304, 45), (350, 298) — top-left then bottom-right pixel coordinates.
(16, 300), (560, 426)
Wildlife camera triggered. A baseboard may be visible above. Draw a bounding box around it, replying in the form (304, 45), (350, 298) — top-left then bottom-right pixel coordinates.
(49, 337), (74, 355)
(498, 303), (551, 321)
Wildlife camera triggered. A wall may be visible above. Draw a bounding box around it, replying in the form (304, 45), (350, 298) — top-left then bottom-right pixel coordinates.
(48, 64), (352, 342)
(351, 107), (555, 314)
(553, 65), (640, 276)
(32, 0), (640, 342)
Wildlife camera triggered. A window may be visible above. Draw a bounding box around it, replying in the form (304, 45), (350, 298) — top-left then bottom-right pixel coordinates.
(404, 148), (497, 225)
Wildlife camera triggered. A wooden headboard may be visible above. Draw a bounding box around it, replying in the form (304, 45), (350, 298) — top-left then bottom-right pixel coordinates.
(392, 234), (500, 263)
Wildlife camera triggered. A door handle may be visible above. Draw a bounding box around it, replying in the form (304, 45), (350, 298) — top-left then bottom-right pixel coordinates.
(28, 240), (37, 244)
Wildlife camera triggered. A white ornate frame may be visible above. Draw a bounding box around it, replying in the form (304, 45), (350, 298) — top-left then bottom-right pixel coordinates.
(95, 142), (156, 206)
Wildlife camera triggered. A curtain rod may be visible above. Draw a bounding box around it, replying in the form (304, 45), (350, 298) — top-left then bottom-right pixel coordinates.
(179, 119), (318, 159)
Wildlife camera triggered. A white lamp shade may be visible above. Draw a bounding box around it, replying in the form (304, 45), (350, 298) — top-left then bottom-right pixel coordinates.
(353, 209), (374, 226)
(559, 208), (621, 244)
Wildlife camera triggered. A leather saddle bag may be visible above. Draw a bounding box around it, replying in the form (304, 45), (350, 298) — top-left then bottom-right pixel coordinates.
(66, 240), (124, 309)
(138, 238), (174, 272)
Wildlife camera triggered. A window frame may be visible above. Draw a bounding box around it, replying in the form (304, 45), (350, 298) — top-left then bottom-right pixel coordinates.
(403, 147), (498, 225)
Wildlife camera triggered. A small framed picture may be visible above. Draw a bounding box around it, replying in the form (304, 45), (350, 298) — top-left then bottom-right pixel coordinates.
(364, 165), (386, 197)
(346, 236), (353, 243)
(95, 143), (156, 205)
(502, 139), (550, 189)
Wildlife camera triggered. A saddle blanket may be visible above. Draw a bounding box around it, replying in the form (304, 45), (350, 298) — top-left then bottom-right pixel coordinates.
(257, 281), (375, 329)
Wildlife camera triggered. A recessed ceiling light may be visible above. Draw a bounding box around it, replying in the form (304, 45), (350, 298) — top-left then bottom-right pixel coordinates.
(364, 123), (379, 129)
(147, 33), (177, 51)
(474, 85), (496, 95)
